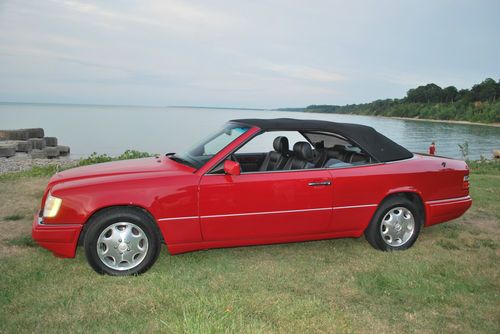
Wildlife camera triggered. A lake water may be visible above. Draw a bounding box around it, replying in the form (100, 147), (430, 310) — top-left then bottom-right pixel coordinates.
(1, 103), (499, 160)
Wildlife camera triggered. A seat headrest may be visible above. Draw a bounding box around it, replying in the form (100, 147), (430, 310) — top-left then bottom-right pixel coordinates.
(293, 142), (313, 161)
(314, 141), (325, 149)
(273, 136), (289, 153)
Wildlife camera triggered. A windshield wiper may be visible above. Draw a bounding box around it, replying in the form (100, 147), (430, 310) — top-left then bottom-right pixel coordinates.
(168, 154), (196, 168)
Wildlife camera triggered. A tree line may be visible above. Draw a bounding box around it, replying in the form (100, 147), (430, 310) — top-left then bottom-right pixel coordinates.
(406, 78), (499, 103)
(299, 78), (500, 123)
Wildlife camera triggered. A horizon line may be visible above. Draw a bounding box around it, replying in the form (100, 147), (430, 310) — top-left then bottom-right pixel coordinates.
(0, 101), (274, 111)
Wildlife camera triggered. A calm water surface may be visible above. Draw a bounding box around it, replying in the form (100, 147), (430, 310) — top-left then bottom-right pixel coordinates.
(1, 103), (499, 160)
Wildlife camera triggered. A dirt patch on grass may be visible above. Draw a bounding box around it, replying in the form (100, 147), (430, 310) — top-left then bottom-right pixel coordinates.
(0, 243), (31, 258)
(0, 177), (48, 258)
(0, 220), (34, 259)
(0, 177), (48, 218)
(0, 220), (31, 241)
(463, 217), (500, 237)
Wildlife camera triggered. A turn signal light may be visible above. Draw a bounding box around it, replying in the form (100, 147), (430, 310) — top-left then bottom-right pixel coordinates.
(43, 193), (62, 218)
(463, 174), (469, 190)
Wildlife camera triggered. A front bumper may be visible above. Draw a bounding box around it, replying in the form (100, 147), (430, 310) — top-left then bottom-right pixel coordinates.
(32, 213), (83, 258)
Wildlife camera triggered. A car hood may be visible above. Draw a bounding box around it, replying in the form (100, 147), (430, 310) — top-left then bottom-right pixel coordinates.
(49, 156), (195, 185)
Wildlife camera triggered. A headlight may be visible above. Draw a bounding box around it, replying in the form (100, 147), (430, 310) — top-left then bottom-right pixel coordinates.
(43, 193), (62, 218)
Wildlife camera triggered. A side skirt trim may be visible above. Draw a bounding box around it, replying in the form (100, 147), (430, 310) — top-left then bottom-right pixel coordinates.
(158, 203), (378, 221)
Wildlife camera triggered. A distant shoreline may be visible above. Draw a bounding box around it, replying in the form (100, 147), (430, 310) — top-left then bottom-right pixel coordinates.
(384, 116), (500, 127)
(169, 105), (269, 111)
(0, 101), (269, 111)
(278, 108), (500, 128)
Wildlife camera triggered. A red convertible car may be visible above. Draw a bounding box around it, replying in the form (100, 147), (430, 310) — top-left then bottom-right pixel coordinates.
(32, 118), (472, 275)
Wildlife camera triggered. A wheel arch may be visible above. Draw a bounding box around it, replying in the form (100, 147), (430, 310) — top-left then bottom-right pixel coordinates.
(77, 204), (163, 246)
(376, 190), (426, 226)
(364, 190), (426, 250)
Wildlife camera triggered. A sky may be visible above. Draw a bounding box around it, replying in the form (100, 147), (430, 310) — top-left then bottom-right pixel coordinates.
(0, 0), (499, 109)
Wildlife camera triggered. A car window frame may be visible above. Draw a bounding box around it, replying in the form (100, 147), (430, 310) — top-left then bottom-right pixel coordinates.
(301, 130), (378, 162)
(205, 129), (381, 175)
(174, 123), (253, 171)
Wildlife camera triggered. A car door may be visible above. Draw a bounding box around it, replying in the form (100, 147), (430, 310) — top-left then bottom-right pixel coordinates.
(198, 169), (333, 241)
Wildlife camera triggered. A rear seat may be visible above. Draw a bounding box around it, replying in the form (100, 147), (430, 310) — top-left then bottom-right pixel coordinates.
(278, 142), (370, 170)
(322, 145), (369, 168)
(283, 142), (315, 170)
(350, 152), (369, 164)
(310, 144), (343, 167)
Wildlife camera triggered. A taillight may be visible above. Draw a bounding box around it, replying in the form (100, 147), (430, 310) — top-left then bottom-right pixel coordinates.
(463, 174), (470, 190)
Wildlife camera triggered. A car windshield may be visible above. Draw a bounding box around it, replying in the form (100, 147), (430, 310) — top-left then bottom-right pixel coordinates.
(172, 123), (250, 169)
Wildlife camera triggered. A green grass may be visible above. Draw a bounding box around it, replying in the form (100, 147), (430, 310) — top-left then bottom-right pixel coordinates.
(0, 164), (498, 333)
(467, 159), (500, 175)
(78, 149), (154, 166)
(7, 235), (36, 247)
(0, 150), (155, 181)
(3, 214), (24, 221)
(0, 165), (62, 181)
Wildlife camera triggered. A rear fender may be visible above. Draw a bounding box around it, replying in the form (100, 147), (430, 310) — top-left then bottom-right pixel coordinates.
(380, 187), (427, 225)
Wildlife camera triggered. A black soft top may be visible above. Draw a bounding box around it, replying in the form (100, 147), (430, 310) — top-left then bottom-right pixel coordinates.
(231, 118), (413, 163)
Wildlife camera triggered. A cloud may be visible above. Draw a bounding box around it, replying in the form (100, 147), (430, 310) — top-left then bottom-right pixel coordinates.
(371, 70), (478, 90)
(0, 0), (498, 107)
(50, 0), (239, 31)
(262, 64), (345, 83)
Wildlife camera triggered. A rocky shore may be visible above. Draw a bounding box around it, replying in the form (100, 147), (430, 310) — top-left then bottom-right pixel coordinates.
(0, 128), (76, 174)
(0, 153), (78, 175)
(0, 128), (70, 159)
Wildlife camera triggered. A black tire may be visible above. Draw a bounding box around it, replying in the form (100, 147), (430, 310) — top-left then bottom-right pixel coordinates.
(365, 196), (422, 251)
(84, 207), (161, 276)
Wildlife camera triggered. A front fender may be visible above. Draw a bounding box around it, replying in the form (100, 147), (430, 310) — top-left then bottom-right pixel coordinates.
(47, 172), (197, 221)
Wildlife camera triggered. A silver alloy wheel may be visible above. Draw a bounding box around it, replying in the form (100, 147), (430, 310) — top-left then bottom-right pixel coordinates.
(97, 222), (149, 271)
(380, 206), (415, 247)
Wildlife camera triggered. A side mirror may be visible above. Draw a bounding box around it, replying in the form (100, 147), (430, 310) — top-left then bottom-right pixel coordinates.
(223, 160), (241, 175)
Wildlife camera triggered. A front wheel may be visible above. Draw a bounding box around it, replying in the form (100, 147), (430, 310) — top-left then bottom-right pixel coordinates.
(365, 197), (422, 251)
(84, 208), (161, 275)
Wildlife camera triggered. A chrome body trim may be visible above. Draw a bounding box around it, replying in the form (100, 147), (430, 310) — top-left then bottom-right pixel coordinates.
(425, 196), (471, 205)
(158, 216), (199, 222)
(200, 207), (332, 219)
(158, 203), (378, 221)
(333, 204), (377, 210)
(36, 216), (81, 227)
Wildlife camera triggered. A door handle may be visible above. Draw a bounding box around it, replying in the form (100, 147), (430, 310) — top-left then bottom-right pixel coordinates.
(308, 181), (332, 186)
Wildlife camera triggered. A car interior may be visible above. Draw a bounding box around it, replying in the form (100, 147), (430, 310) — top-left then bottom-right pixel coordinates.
(212, 131), (374, 174)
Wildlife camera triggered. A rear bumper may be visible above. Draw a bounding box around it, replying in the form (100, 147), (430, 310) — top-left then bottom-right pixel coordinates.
(425, 195), (472, 227)
(32, 214), (83, 258)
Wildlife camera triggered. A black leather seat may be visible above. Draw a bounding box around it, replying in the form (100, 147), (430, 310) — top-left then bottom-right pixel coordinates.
(312, 142), (327, 167)
(350, 152), (369, 164)
(259, 136), (290, 171)
(283, 142), (315, 170)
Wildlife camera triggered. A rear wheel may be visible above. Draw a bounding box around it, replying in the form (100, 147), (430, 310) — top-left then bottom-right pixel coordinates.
(365, 197), (422, 251)
(84, 208), (161, 275)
